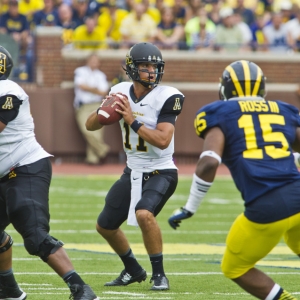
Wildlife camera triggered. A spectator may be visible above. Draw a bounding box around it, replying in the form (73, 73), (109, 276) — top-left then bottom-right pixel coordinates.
(88, 0), (107, 16)
(206, 0), (222, 25)
(72, 13), (107, 49)
(155, 0), (164, 14)
(18, 0), (45, 27)
(233, 0), (255, 26)
(285, 6), (300, 51)
(185, 0), (202, 22)
(0, 0), (34, 82)
(155, 6), (185, 49)
(263, 12), (289, 52)
(73, 53), (110, 165)
(172, 0), (187, 25)
(0, 0), (9, 14)
(120, 2), (157, 48)
(225, 0), (258, 11)
(72, 0), (89, 28)
(279, 0), (295, 22)
(214, 7), (245, 52)
(233, 11), (253, 45)
(258, 0), (272, 12)
(57, 3), (77, 46)
(143, 0), (161, 24)
(185, 4), (216, 50)
(32, 0), (60, 26)
(250, 13), (269, 51)
(97, 0), (129, 49)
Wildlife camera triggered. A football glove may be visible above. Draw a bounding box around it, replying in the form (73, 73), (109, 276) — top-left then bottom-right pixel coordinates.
(168, 207), (194, 230)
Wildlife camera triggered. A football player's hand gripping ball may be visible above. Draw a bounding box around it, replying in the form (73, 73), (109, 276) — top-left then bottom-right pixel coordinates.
(168, 207), (193, 230)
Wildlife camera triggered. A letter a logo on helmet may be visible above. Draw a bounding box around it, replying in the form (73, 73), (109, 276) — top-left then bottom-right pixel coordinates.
(0, 46), (14, 80)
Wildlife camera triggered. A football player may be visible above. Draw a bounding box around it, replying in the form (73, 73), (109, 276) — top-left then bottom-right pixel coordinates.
(168, 60), (300, 299)
(86, 42), (185, 290)
(0, 46), (99, 300)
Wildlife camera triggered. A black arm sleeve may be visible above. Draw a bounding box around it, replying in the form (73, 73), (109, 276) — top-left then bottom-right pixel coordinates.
(0, 94), (23, 125)
(157, 94), (185, 125)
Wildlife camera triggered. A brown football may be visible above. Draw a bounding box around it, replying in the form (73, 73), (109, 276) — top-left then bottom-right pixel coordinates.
(97, 93), (124, 125)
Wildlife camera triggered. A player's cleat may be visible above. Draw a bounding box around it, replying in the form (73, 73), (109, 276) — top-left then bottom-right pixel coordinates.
(104, 268), (147, 286)
(0, 284), (27, 300)
(69, 284), (99, 300)
(150, 274), (170, 290)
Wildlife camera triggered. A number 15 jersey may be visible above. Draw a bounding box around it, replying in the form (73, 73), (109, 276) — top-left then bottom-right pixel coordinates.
(194, 97), (300, 204)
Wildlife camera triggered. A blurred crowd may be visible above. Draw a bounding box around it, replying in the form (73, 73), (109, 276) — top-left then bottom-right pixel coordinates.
(1, 0), (300, 82)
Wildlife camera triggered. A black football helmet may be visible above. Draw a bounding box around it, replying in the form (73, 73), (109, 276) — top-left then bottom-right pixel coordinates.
(0, 45), (13, 80)
(219, 60), (266, 100)
(124, 43), (165, 88)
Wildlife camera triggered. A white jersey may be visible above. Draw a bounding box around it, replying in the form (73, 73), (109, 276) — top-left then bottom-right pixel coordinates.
(110, 82), (184, 172)
(0, 80), (51, 178)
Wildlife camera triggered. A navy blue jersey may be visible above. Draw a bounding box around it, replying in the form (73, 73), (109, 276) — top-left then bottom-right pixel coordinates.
(195, 98), (300, 204)
(0, 13), (29, 33)
(33, 9), (59, 27)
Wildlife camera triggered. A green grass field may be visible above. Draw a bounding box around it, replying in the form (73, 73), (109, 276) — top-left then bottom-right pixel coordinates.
(6, 174), (300, 299)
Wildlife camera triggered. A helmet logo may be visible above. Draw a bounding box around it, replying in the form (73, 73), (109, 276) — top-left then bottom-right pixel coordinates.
(0, 53), (7, 75)
(126, 55), (133, 66)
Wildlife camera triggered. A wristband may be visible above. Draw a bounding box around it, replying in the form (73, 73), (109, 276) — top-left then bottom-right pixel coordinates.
(184, 174), (212, 213)
(130, 120), (143, 133)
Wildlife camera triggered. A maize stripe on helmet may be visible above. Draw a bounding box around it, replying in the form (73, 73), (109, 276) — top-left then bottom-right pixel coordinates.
(219, 60), (266, 100)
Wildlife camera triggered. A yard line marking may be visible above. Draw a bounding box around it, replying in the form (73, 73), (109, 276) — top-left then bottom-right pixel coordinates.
(11, 242), (295, 255)
(62, 243), (295, 255)
(13, 257), (219, 261)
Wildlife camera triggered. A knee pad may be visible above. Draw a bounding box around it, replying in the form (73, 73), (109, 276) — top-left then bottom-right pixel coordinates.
(0, 232), (13, 253)
(38, 235), (64, 262)
(26, 235), (64, 262)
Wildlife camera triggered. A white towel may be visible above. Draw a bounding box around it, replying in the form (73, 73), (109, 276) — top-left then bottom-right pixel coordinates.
(127, 170), (143, 226)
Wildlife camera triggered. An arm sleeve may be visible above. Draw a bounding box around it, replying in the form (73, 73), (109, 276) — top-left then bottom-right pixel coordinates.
(157, 93), (185, 125)
(0, 95), (23, 125)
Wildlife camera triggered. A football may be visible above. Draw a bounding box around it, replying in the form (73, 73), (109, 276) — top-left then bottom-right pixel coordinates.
(97, 93), (125, 125)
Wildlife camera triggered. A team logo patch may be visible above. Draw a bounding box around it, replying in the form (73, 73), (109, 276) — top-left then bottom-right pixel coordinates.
(173, 98), (181, 110)
(2, 97), (13, 110)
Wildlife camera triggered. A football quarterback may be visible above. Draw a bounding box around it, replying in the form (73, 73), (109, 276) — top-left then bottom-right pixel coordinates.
(86, 42), (185, 291)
